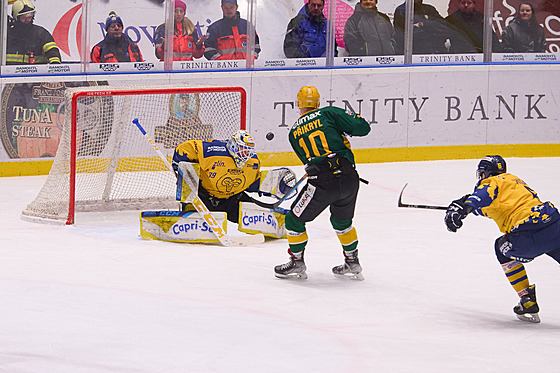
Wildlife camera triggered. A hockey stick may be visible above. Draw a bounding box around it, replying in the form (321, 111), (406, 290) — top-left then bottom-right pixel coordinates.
(133, 118), (264, 246)
(397, 183), (447, 210)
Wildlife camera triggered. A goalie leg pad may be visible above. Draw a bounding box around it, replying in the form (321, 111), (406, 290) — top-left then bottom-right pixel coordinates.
(140, 210), (227, 243)
(238, 202), (287, 239)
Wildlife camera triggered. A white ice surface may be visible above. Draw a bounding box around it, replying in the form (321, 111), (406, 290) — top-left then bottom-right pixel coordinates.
(2, 158), (560, 372)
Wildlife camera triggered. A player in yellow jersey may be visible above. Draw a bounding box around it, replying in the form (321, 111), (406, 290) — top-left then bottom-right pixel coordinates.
(445, 155), (560, 323)
(172, 130), (296, 224)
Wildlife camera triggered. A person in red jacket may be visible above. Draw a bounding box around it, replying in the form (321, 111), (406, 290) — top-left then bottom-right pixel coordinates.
(204, 0), (260, 60)
(91, 12), (143, 63)
(154, 0), (205, 61)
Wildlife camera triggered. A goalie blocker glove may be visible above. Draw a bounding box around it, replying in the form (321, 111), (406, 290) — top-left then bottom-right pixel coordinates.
(445, 194), (474, 232)
(259, 167), (297, 200)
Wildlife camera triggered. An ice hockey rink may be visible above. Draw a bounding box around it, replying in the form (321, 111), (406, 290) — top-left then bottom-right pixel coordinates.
(1, 157), (559, 372)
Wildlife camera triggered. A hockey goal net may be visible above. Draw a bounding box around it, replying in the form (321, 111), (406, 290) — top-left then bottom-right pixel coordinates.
(22, 84), (246, 224)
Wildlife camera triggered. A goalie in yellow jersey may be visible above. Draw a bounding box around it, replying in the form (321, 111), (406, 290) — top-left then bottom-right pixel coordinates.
(172, 130), (297, 225)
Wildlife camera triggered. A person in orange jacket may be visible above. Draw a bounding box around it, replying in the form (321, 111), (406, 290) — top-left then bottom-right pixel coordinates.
(91, 12), (143, 63)
(154, 0), (205, 61)
(204, 0), (260, 60)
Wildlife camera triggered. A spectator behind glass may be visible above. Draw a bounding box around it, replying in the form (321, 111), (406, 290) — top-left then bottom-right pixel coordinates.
(204, 0), (260, 60)
(445, 0), (502, 53)
(501, 2), (547, 53)
(393, 0), (452, 54)
(284, 0), (336, 58)
(343, 0), (395, 56)
(91, 12), (144, 63)
(6, 0), (61, 64)
(154, 0), (205, 61)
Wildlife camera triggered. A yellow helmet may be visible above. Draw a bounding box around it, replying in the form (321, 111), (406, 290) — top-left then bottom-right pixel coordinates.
(297, 86), (320, 109)
(12, 0), (35, 19)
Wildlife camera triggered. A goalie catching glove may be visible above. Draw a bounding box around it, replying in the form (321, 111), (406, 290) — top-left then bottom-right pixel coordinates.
(258, 167), (297, 199)
(445, 194), (474, 232)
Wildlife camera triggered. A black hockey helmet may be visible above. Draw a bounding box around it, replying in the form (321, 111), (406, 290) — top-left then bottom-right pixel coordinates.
(476, 155), (506, 181)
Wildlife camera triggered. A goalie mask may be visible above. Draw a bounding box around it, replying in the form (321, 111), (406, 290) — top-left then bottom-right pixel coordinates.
(476, 155), (506, 181)
(227, 130), (256, 169)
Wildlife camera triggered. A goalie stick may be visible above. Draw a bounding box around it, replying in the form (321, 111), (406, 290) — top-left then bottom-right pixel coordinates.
(133, 118), (264, 246)
(271, 173), (307, 208)
(397, 183), (447, 210)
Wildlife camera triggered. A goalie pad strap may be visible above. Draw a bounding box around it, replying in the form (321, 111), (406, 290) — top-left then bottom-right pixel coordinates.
(177, 162), (201, 202)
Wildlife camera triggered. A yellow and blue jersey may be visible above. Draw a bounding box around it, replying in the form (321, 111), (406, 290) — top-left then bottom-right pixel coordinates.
(465, 173), (558, 234)
(173, 139), (261, 199)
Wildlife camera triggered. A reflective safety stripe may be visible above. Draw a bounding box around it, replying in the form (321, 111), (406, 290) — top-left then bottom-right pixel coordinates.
(6, 53), (27, 63)
(43, 41), (58, 53)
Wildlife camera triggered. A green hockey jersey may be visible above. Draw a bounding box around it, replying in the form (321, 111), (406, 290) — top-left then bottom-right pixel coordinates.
(289, 106), (370, 165)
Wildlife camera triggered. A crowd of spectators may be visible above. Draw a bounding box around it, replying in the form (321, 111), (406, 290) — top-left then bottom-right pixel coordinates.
(2, 0), (552, 67)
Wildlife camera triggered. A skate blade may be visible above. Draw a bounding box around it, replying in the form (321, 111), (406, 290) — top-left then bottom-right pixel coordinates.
(333, 272), (364, 281)
(516, 313), (541, 323)
(275, 272), (308, 280)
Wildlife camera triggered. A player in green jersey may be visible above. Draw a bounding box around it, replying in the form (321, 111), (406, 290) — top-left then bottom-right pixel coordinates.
(274, 86), (371, 280)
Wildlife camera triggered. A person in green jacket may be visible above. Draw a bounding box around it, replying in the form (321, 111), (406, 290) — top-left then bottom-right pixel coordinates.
(274, 86), (371, 280)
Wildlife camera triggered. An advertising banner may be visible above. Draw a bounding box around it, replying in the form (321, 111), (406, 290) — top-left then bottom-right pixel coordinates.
(3, 0), (558, 67)
(0, 80), (108, 159)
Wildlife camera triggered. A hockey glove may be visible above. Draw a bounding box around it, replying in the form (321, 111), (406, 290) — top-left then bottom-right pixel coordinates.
(258, 167), (296, 199)
(278, 168), (297, 197)
(444, 195), (472, 233)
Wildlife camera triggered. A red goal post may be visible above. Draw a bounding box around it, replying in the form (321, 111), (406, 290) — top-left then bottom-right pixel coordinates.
(21, 84), (247, 225)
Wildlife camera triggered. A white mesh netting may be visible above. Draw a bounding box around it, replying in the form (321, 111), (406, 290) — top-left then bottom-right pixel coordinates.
(21, 84), (244, 224)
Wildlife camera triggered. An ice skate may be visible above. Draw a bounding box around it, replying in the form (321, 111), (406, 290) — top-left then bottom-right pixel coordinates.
(332, 249), (364, 280)
(513, 284), (540, 323)
(274, 251), (307, 279)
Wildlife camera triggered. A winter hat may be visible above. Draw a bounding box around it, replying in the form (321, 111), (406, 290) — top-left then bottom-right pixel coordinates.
(105, 11), (123, 31)
(222, 0), (237, 5)
(174, 0), (186, 12)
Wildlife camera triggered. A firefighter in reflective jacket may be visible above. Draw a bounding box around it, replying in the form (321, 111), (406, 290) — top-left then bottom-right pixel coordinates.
(204, 0), (260, 60)
(154, 0), (205, 61)
(91, 12), (143, 63)
(6, 0), (62, 65)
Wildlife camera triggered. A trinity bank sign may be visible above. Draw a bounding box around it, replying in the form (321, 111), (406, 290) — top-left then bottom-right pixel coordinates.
(174, 60), (245, 70)
(273, 94), (549, 127)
